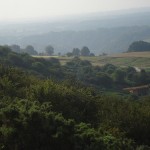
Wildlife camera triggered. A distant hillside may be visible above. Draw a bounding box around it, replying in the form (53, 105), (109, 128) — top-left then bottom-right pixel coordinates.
(16, 26), (150, 54)
(1, 8), (150, 54)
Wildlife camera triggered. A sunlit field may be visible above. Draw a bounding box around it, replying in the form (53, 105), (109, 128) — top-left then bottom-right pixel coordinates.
(33, 52), (150, 69)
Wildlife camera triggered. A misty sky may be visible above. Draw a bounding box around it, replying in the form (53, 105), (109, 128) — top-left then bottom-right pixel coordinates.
(1, 0), (150, 21)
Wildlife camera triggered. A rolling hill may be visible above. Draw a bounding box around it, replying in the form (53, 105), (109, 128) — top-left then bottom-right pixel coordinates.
(1, 7), (150, 54)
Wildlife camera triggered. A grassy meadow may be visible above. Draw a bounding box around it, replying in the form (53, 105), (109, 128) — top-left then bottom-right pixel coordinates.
(34, 51), (150, 69)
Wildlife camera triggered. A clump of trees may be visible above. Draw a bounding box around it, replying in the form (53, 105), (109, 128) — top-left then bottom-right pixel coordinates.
(0, 46), (62, 78)
(9, 44), (38, 55)
(72, 48), (80, 56)
(0, 46), (150, 91)
(9, 44), (96, 57)
(67, 46), (95, 57)
(64, 58), (150, 89)
(128, 41), (150, 52)
(24, 45), (38, 55)
(9, 44), (21, 53)
(9, 44), (56, 56)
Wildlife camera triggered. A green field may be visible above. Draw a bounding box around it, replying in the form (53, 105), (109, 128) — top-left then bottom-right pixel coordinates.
(34, 52), (150, 69)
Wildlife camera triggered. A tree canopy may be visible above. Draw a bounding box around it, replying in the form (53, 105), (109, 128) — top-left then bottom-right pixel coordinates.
(45, 45), (54, 56)
(72, 48), (80, 56)
(10, 45), (21, 53)
(128, 41), (150, 52)
(81, 46), (90, 56)
(24, 45), (38, 55)
(0, 64), (150, 149)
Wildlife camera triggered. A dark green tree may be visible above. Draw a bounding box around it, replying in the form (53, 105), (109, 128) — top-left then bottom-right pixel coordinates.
(24, 45), (38, 55)
(45, 45), (54, 56)
(72, 48), (80, 56)
(89, 53), (95, 56)
(81, 46), (90, 56)
(128, 41), (150, 52)
(8, 53), (24, 67)
(66, 52), (73, 57)
(10, 45), (21, 53)
(113, 69), (126, 83)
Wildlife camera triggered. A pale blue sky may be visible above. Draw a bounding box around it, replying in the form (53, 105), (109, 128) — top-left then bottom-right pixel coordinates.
(0, 0), (150, 21)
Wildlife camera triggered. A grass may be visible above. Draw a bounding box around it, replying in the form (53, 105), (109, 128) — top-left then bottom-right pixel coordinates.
(110, 52), (150, 58)
(33, 52), (150, 69)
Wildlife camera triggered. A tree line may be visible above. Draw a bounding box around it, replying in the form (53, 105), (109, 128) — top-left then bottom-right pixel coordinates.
(66, 46), (95, 57)
(0, 46), (150, 93)
(128, 41), (150, 52)
(7, 44), (54, 56)
(7, 44), (96, 57)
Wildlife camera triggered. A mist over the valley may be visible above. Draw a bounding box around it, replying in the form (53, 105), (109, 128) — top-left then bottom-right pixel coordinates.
(1, 7), (150, 54)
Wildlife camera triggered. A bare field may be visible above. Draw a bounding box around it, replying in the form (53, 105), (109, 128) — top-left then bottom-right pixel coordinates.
(109, 52), (150, 58)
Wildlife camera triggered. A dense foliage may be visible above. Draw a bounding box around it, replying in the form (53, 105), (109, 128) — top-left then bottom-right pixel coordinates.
(1, 46), (150, 92)
(0, 46), (150, 149)
(67, 46), (95, 57)
(128, 41), (150, 52)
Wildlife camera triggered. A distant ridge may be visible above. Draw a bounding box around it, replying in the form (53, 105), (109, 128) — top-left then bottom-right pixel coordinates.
(1, 7), (150, 54)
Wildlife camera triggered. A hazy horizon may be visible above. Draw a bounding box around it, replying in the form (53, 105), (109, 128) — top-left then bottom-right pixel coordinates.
(1, 0), (150, 22)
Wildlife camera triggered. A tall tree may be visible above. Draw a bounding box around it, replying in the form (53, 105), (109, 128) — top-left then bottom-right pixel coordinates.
(24, 45), (38, 55)
(45, 45), (54, 56)
(81, 46), (90, 56)
(72, 48), (80, 56)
